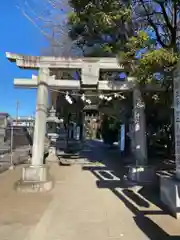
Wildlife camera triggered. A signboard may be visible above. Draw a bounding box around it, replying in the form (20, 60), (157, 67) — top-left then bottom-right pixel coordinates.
(82, 63), (99, 85)
(174, 68), (180, 175)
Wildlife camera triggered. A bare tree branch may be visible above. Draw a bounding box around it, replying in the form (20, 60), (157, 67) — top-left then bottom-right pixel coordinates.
(17, 0), (77, 56)
(158, 2), (174, 33)
(138, 0), (169, 48)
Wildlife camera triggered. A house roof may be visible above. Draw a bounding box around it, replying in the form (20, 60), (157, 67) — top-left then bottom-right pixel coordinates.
(0, 112), (9, 117)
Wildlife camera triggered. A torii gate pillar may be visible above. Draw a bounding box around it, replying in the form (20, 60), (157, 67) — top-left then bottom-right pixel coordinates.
(31, 68), (49, 167)
(18, 68), (53, 192)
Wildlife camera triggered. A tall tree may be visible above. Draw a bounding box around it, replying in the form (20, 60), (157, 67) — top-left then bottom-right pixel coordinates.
(133, 0), (180, 51)
(68, 0), (133, 56)
(127, 0), (180, 83)
(68, 0), (180, 81)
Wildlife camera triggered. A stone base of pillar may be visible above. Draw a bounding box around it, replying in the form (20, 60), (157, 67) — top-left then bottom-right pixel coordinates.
(127, 165), (157, 184)
(160, 175), (180, 219)
(15, 165), (53, 193)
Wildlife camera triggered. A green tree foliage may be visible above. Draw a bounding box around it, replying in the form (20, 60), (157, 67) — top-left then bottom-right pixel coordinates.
(133, 0), (180, 50)
(128, 0), (180, 83)
(68, 0), (133, 56)
(120, 30), (179, 84)
(68, 0), (180, 82)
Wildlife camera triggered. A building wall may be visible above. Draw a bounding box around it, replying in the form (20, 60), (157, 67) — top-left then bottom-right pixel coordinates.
(0, 113), (9, 143)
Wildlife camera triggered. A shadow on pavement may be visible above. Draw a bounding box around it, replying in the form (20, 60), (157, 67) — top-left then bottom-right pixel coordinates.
(81, 140), (180, 239)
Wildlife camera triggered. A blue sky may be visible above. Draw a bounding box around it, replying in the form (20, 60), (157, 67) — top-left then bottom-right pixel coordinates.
(0, 2), (47, 117)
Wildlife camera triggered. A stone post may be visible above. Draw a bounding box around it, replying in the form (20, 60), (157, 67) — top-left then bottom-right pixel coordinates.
(160, 64), (180, 219)
(133, 87), (147, 165)
(81, 111), (85, 142)
(127, 87), (156, 183)
(173, 68), (180, 179)
(16, 68), (53, 192)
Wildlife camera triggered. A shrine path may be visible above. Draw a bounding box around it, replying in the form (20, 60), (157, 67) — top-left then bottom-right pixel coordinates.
(0, 140), (179, 240)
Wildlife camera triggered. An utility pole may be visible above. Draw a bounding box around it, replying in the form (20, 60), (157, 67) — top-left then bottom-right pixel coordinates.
(16, 100), (20, 123)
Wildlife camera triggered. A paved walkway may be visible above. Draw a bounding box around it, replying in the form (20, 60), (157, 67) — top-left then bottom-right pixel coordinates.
(0, 141), (180, 239)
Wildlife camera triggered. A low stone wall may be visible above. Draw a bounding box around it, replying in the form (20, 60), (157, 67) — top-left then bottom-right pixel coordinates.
(0, 146), (30, 173)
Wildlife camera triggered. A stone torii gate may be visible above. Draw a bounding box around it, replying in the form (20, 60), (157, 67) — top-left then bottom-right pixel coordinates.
(6, 52), (162, 192)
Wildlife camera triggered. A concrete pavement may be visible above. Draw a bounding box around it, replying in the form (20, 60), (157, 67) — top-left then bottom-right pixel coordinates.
(0, 141), (180, 239)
